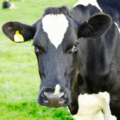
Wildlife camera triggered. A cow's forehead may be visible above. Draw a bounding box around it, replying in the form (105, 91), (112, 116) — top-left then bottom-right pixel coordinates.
(42, 14), (69, 49)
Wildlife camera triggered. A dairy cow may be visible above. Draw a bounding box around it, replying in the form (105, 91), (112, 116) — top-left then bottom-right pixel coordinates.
(3, 0), (17, 9)
(2, 0), (120, 119)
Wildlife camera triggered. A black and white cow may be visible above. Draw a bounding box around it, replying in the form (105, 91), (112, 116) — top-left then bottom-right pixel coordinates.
(2, 0), (120, 119)
(3, 0), (10, 8)
(3, 0), (17, 9)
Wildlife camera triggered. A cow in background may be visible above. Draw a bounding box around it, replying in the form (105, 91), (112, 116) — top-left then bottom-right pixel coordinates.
(3, 0), (17, 9)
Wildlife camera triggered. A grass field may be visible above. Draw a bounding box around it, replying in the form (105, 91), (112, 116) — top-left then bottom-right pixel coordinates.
(0, 0), (78, 119)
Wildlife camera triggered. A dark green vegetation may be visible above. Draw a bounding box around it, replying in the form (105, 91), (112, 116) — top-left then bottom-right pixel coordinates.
(0, 0), (78, 119)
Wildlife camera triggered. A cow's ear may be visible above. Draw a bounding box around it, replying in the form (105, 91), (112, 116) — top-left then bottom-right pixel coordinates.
(78, 14), (112, 39)
(2, 21), (35, 43)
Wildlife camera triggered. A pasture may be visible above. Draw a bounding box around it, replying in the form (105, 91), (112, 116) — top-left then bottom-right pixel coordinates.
(0, 0), (78, 119)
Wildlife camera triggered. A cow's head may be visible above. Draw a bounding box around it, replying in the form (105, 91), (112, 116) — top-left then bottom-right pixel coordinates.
(2, 6), (112, 108)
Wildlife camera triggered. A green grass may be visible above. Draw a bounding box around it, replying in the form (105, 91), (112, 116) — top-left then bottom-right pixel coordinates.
(0, 0), (78, 119)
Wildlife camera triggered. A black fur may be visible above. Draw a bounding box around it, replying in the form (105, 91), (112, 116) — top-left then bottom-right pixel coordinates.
(78, 14), (112, 38)
(97, 0), (120, 28)
(3, 1), (10, 8)
(43, 6), (71, 17)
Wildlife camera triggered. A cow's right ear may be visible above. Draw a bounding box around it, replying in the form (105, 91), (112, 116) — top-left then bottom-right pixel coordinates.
(2, 21), (35, 43)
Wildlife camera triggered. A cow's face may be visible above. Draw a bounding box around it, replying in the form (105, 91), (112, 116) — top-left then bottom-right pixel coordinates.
(2, 6), (112, 108)
(33, 14), (78, 107)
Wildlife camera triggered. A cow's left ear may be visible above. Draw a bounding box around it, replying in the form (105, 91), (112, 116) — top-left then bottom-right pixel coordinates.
(2, 21), (35, 43)
(78, 14), (112, 39)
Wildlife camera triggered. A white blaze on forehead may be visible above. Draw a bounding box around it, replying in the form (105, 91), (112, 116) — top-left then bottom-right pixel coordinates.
(54, 84), (61, 95)
(74, 0), (103, 12)
(42, 14), (69, 48)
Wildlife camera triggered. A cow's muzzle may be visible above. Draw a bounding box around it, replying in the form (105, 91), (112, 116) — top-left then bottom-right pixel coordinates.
(38, 88), (70, 108)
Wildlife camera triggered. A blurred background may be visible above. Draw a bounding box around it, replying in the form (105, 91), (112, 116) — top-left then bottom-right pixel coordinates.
(0, 0), (78, 119)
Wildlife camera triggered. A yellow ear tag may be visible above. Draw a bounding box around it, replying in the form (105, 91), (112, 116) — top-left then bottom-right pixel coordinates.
(14, 31), (24, 42)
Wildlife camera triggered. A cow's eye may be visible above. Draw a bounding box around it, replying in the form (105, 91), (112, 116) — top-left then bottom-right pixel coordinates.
(68, 42), (79, 54)
(35, 46), (44, 54)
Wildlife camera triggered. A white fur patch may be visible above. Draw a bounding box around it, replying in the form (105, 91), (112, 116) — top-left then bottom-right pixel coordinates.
(72, 92), (117, 120)
(9, 3), (17, 9)
(54, 84), (61, 95)
(73, 111), (104, 120)
(42, 14), (69, 48)
(74, 0), (103, 12)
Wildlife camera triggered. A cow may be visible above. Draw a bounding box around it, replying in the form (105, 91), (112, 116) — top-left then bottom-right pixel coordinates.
(2, 0), (120, 119)
(3, 0), (17, 9)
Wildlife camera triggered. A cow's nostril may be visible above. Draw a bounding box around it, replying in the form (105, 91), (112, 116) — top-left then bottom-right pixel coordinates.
(58, 92), (65, 99)
(59, 93), (68, 104)
(44, 91), (53, 99)
(59, 97), (66, 104)
(44, 100), (48, 104)
(41, 92), (48, 103)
